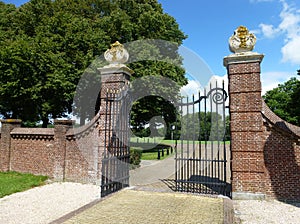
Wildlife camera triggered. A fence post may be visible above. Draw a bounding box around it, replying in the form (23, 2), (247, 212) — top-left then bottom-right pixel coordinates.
(0, 119), (22, 171)
(224, 26), (266, 199)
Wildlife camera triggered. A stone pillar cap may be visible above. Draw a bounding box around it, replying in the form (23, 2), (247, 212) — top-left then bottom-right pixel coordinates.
(0, 119), (22, 124)
(223, 52), (264, 67)
(98, 66), (134, 76)
(54, 119), (75, 126)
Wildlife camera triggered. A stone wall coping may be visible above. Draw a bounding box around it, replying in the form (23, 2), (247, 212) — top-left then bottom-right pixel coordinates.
(10, 128), (54, 136)
(66, 112), (100, 138)
(223, 52), (264, 67)
(262, 100), (300, 138)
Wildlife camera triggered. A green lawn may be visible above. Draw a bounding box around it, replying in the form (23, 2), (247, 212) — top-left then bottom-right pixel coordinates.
(130, 137), (230, 145)
(141, 148), (173, 160)
(0, 171), (48, 198)
(131, 144), (174, 161)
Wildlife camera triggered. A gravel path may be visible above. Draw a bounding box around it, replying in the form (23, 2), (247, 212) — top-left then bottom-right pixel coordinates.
(0, 182), (100, 224)
(234, 199), (300, 224)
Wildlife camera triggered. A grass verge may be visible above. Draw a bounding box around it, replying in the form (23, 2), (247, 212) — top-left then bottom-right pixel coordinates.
(0, 171), (48, 198)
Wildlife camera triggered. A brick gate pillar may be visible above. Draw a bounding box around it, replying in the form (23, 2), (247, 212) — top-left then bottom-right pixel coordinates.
(97, 41), (133, 137)
(224, 26), (266, 199)
(97, 65), (132, 151)
(97, 42), (133, 184)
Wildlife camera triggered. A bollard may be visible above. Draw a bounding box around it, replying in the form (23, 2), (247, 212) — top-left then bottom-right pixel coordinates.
(157, 150), (160, 160)
(162, 148), (164, 157)
(167, 148), (169, 155)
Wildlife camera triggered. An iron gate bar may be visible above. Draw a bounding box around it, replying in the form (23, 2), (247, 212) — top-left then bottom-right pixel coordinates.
(101, 91), (130, 198)
(175, 81), (231, 197)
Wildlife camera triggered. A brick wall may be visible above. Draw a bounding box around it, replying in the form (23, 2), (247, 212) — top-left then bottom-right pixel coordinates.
(0, 115), (104, 183)
(10, 127), (57, 178)
(262, 101), (300, 201)
(224, 52), (300, 201)
(65, 114), (102, 184)
(0, 67), (132, 184)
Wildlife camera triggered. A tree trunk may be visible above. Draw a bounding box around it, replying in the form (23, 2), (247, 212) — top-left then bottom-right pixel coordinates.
(42, 117), (49, 128)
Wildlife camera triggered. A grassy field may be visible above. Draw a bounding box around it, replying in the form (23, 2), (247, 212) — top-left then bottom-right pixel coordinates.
(0, 171), (48, 198)
(130, 137), (230, 145)
(140, 147), (173, 160)
(130, 142), (174, 161)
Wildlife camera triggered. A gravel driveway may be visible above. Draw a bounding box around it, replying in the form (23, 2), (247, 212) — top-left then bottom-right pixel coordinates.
(0, 182), (100, 224)
(234, 199), (300, 224)
(1, 182), (300, 224)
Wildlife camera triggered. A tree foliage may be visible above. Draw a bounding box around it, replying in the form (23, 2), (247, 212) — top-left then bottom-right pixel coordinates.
(0, 0), (187, 127)
(263, 76), (300, 126)
(180, 112), (228, 141)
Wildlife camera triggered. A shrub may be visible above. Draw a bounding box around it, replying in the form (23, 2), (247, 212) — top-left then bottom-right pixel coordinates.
(130, 148), (142, 169)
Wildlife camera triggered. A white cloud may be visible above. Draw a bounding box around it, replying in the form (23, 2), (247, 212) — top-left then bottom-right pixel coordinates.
(261, 71), (295, 94)
(278, 1), (300, 39)
(259, 24), (280, 38)
(259, 0), (300, 64)
(281, 36), (300, 63)
(180, 80), (202, 97)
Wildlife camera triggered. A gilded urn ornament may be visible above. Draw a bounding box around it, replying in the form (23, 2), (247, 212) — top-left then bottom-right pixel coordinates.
(229, 26), (256, 53)
(104, 41), (129, 67)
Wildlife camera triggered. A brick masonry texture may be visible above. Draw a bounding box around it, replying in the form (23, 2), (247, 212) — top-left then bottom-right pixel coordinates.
(228, 73), (262, 93)
(227, 58), (300, 201)
(0, 69), (131, 185)
(0, 118), (102, 183)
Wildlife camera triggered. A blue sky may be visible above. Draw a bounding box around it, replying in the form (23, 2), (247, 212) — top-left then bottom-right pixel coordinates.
(158, 0), (300, 94)
(3, 0), (300, 94)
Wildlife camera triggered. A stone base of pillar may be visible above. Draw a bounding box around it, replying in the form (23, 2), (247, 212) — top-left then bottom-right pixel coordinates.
(232, 192), (266, 200)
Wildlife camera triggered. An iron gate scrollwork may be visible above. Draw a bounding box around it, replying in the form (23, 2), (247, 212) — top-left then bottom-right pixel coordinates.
(175, 81), (231, 197)
(101, 90), (131, 197)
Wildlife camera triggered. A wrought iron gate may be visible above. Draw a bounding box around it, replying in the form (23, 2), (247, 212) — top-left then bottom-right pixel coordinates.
(101, 90), (131, 197)
(175, 81), (231, 197)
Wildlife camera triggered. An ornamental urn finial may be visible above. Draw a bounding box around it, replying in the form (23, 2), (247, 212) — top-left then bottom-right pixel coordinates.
(104, 41), (129, 67)
(229, 25), (256, 53)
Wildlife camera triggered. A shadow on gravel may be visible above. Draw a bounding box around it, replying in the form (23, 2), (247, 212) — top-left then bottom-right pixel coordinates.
(160, 179), (176, 191)
(160, 176), (232, 197)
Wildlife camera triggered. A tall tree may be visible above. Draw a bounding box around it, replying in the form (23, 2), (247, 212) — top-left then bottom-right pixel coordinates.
(0, 0), (187, 127)
(263, 77), (300, 126)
